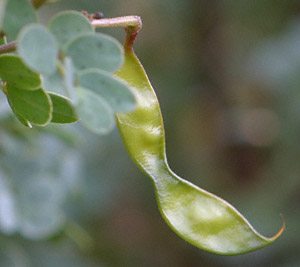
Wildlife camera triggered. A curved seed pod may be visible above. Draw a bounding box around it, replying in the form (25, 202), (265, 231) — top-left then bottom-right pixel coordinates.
(115, 45), (284, 255)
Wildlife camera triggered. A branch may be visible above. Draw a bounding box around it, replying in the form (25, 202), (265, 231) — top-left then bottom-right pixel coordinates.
(0, 15), (142, 55)
(91, 16), (142, 30)
(0, 41), (16, 55)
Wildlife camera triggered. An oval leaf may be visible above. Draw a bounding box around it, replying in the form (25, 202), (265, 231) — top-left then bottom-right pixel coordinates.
(77, 69), (136, 113)
(0, 54), (41, 89)
(13, 110), (32, 128)
(6, 84), (52, 125)
(64, 33), (124, 72)
(0, 0), (6, 29)
(42, 68), (64, 95)
(48, 10), (94, 48)
(19, 177), (65, 239)
(75, 87), (114, 134)
(1, 0), (37, 40)
(49, 93), (78, 123)
(17, 24), (58, 75)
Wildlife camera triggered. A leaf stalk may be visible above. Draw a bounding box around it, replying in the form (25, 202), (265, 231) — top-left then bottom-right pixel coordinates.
(91, 16), (142, 50)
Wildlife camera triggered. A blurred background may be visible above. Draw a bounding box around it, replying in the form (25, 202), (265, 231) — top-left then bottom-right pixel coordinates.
(1, 0), (300, 266)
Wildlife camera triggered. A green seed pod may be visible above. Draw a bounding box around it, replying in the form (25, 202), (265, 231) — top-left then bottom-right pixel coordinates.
(115, 44), (284, 255)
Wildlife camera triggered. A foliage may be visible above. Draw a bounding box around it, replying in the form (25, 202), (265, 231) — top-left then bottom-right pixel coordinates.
(0, 0), (137, 251)
(0, 1), (136, 134)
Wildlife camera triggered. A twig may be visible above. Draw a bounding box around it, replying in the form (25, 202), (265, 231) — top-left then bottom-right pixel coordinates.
(0, 15), (142, 55)
(0, 41), (16, 55)
(91, 16), (142, 30)
(91, 16), (142, 50)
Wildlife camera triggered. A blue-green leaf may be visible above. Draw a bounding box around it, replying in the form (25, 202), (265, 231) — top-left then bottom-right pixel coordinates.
(64, 33), (124, 73)
(78, 69), (136, 113)
(75, 87), (115, 134)
(1, 0), (37, 40)
(63, 57), (76, 101)
(48, 10), (94, 49)
(17, 24), (58, 75)
(42, 68), (64, 95)
(0, 0), (6, 29)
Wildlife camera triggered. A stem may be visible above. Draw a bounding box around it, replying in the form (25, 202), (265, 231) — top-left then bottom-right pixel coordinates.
(31, 0), (48, 9)
(92, 16), (142, 50)
(0, 41), (16, 55)
(0, 16), (142, 55)
(91, 15), (142, 29)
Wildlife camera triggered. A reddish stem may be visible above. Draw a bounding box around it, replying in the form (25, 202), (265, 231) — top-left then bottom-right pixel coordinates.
(0, 41), (16, 55)
(91, 16), (142, 50)
(0, 15), (142, 55)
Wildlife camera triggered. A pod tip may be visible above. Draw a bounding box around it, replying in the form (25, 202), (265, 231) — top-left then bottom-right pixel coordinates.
(271, 213), (285, 240)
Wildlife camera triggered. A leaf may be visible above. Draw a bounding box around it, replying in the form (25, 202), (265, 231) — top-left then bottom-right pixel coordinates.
(63, 57), (76, 101)
(78, 69), (136, 113)
(6, 84), (52, 125)
(17, 24), (58, 75)
(18, 177), (65, 239)
(0, 54), (41, 89)
(42, 68), (64, 95)
(49, 93), (78, 123)
(75, 87), (115, 134)
(48, 10), (94, 49)
(1, 0), (37, 40)
(64, 33), (124, 73)
(0, 0), (7, 29)
(13, 110), (32, 128)
(0, 35), (6, 45)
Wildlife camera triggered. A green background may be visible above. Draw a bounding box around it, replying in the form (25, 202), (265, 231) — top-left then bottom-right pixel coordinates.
(0, 0), (299, 266)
